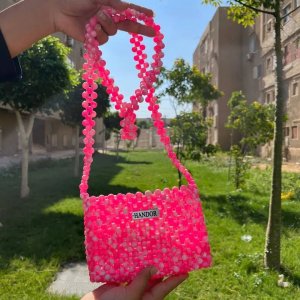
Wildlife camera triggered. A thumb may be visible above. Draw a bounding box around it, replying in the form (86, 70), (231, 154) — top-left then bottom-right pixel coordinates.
(127, 267), (158, 299)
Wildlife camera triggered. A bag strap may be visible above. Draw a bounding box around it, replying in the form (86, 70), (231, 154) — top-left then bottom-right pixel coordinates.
(79, 10), (197, 200)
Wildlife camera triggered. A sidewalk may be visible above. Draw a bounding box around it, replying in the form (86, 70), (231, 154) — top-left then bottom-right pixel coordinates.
(0, 149), (75, 170)
(48, 262), (100, 297)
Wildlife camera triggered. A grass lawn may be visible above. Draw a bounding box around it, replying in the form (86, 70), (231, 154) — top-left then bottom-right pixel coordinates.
(0, 151), (300, 299)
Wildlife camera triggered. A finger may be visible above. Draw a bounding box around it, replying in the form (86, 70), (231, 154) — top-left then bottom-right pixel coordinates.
(97, 10), (117, 36)
(117, 20), (155, 37)
(96, 0), (154, 17)
(146, 278), (163, 292)
(95, 24), (109, 45)
(150, 274), (189, 299)
(127, 267), (157, 298)
(81, 283), (118, 299)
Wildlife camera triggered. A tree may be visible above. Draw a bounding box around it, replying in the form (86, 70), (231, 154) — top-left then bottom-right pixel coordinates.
(170, 112), (209, 186)
(103, 112), (122, 158)
(202, 0), (300, 270)
(227, 91), (275, 153)
(0, 36), (78, 198)
(60, 79), (110, 176)
(158, 58), (222, 117)
(226, 91), (275, 188)
(137, 119), (151, 129)
(157, 58), (222, 185)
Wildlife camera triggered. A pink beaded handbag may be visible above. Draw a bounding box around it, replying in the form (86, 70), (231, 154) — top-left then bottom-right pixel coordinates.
(80, 8), (212, 283)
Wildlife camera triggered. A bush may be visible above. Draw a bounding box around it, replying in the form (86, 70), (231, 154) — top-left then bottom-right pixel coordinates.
(245, 167), (300, 201)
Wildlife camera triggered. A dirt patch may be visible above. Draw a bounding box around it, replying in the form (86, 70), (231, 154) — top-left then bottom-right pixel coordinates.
(255, 162), (300, 173)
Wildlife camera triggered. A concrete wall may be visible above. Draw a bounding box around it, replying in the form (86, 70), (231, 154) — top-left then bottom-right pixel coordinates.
(44, 118), (76, 152)
(193, 7), (247, 150)
(0, 108), (19, 156)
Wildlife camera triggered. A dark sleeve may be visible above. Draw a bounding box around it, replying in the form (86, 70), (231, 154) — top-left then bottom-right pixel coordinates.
(0, 30), (22, 82)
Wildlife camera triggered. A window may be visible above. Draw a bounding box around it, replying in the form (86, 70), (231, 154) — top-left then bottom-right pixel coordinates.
(272, 55), (277, 70)
(282, 4), (291, 24)
(266, 19), (273, 32)
(283, 44), (292, 64)
(204, 39), (208, 53)
(249, 34), (256, 53)
(292, 126), (298, 139)
(63, 135), (68, 147)
(258, 65), (262, 77)
(253, 65), (262, 79)
(284, 127), (290, 137)
(266, 56), (272, 71)
(292, 81), (299, 96)
(266, 92), (271, 104)
(51, 134), (58, 147)
(265, 90), (275, 103)
(201, 38), (208, 54)
(65, 35), (74, 47)
(272, 90), (275, 101)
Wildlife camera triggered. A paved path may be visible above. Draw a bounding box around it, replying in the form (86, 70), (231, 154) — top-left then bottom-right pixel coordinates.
(0, 149), (75, 170)
(48, 262), (101, 297)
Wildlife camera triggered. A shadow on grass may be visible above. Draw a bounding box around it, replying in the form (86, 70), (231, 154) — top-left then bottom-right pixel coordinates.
(0, 152), (146, 270)
(281, 265), (300, 289)
(202, 193), (300, 231)
(202, 193), (267, 224)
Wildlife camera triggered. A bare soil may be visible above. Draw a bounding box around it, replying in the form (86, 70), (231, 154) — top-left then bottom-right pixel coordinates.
(255, 162), (300, 173)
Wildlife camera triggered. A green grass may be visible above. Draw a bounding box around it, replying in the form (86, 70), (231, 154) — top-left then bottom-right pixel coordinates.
(0, 151), (300, 299)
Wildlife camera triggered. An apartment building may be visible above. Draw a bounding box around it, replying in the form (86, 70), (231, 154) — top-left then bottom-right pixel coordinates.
(193, 4), (300, 161)
(0, 0), (106, 157)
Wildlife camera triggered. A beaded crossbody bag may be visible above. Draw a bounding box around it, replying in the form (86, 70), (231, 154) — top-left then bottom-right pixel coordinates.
(80, 8), (212, 283)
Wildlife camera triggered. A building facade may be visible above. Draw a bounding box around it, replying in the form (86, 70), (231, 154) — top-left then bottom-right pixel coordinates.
(193, 4), (300, 161)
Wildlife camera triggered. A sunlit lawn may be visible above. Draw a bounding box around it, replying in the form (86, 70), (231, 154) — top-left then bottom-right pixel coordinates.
(0, 151), (300, 299)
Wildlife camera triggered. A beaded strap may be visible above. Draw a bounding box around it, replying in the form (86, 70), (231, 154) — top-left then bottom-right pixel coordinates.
(79, 8), (197, 199)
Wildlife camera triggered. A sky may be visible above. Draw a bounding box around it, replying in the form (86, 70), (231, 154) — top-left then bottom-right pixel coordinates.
(100, 1), (218, 118)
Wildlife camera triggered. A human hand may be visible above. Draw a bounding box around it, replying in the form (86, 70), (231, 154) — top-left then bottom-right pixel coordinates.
(81, 267), (188, 300)
(52, 0), (155, 45)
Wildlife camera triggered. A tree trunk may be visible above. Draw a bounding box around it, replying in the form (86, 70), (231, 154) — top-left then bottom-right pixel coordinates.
(176, 139), (182, 187)
(202, 103), (207, 119)
(74, 125), (80, 177)
(264, 5), (283, 270)
(115, 133), (120, 160)
(15, 111), (35, 198)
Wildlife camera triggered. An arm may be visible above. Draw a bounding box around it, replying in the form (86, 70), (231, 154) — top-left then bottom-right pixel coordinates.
(0, 0), (154, 59)
(0, 0), (54, 58)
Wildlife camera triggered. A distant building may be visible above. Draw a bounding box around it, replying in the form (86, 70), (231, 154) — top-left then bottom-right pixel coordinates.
(193, 5), (300, 161)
